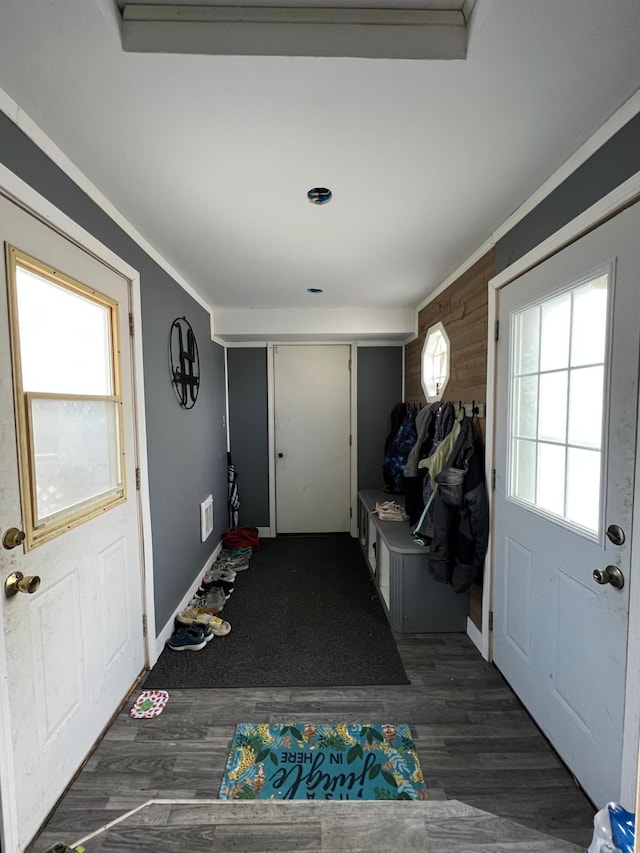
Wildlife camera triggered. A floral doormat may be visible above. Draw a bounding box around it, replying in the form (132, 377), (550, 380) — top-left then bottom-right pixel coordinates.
(219, 723), (429, 801)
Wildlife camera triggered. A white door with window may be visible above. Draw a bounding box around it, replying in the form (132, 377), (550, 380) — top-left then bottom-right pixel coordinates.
(274, 344), (351, 532)
(0, 192), (145, 853)
(493, 202), (640, 807)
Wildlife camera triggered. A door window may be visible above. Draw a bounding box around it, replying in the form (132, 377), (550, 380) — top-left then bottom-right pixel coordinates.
(6, 246), (125, 548)
(508, 270), (610, 537)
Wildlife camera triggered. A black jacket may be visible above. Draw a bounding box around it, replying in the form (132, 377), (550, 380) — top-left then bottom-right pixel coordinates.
(428, 417), (489, 593)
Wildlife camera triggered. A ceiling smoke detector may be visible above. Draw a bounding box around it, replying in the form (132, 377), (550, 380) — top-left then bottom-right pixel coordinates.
(307, 187), (332, 205)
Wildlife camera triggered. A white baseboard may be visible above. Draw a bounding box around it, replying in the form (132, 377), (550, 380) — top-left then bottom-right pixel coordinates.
(152, 540), (222, 663)
(257, 526), (273, 537)
(466, 617), (483, 654)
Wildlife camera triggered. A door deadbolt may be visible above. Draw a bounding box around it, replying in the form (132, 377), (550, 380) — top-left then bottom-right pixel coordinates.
(4, 572), (41, 598)
(605, 524), (625, 546)
(2, 527), (25, 550)
(593, 565), (624, 590)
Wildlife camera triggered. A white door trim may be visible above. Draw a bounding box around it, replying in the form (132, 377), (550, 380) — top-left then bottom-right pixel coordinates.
(0, 162), (154, 853)
(485, 170), (640, 809)
(267, 342), (277, 537)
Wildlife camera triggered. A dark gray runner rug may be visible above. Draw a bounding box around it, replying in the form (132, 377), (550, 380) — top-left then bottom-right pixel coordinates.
(144, 534), (410, 688)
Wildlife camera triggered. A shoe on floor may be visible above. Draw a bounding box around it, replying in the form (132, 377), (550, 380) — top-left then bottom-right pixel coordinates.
(209, 579), (235, 596)
(190, 591), (225, 613)
(209, 615), (231, 636)
(176, 607), (217, 627)
(166, 625), (209, 652)
(219, 547), (252, 560)
(201, 586), (227, 610)
(214, 557), (249, 572)
(203, 567), (237, 584)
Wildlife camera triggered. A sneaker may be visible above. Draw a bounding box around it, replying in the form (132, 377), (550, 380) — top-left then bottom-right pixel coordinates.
(214, 557), (249, 572)
(192, 603), (222, 616)
(176, 607), (216, 626)
(372, 500), (398, 514)
(200, 623), (215, 643)
(166, 625), (208, 652)
(219, 547), (252, 560)
(201, 586), (227, 610)
(190, 590), (225, 613)
(218, 550), (251, 563)
(209, 615), (231, 636)
(218, 558), (250, 572)
(203, 566), (237, 584)
(378, 505), (408, 522)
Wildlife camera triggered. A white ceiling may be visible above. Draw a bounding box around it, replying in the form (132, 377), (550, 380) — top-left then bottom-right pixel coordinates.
(0, 1), (639, 339)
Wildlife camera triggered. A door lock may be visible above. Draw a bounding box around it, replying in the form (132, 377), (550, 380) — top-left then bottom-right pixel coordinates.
(593, 565), (624, 590)
(4, 572), (41, 598)
(2, 527), (25, 550)
(605, 524), (625, 546)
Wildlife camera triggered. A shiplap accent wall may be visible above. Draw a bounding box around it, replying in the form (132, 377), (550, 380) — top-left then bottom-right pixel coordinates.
(404, 248), (495, 629)
(405, 249), (495, 412)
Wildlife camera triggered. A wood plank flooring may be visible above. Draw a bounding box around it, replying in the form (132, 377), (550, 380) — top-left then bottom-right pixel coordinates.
(31, 633), (596, 852)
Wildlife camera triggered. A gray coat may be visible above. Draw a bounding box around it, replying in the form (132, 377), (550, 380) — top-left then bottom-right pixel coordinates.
(403, 402), (440, 477)
(428, 417), (489, 593)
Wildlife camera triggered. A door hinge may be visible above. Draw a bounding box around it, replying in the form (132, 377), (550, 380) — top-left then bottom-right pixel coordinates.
(135, 467), (141, 491)
(349, 434), (353, 446)
(129, 312), (135, 336)
(348, 359), (352, 372)
(491, 469), (496, 491)
(494, 319), (500, 342)
(489, 610), (494, 631)
(350, 507), (353, 519)
(142, 613), (148, 636)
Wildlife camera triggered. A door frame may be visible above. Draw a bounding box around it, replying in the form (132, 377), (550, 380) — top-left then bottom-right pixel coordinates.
(484, 171), (640, 808)
(0, 163), (155, 852)
(267, 341), (357, 538)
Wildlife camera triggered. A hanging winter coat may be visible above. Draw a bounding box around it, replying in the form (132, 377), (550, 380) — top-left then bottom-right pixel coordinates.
(382, 405), (417, 494)
(428, 417), (489, 593)
(402, 401), (439, 525)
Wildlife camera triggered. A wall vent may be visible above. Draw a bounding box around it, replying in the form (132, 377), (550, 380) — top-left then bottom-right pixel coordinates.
(200, 494), (214, 542)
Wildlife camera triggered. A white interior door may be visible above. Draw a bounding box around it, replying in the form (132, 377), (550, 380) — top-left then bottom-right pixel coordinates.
(0, 192), (145, 853)
(274, 344), (351, 533)
(493, 202), (640, 807)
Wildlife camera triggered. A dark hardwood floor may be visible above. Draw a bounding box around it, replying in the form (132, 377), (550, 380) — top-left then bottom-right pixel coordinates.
(31, 632), (595, 852)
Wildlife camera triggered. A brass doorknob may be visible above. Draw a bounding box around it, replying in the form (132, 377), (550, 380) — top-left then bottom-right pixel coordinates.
(4, 572), (41, 598)
(2, 527), (25, 550)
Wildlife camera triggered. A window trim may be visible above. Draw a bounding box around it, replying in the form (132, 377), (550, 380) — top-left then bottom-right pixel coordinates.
(421, 320), (450, 403)
(6, 244), (127, 550)
(505, 262), (614, 545)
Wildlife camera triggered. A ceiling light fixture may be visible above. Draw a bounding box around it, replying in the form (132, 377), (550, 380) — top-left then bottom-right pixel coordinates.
(307, 187), (332, 205)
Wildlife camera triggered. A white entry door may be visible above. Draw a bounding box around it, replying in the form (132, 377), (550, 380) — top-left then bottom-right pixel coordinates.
(493, 202), (640, 807)
(274, 344), (351, 533)
(0, 192), (146, 853)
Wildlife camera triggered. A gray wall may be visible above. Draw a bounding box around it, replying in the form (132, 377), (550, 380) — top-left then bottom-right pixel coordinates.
(226, 345), (403, 527)
(227, 348), (270, 528)
(0, 112), (228, 633)
(496, 112), (640, 272)
(357, 347), (403, 490)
